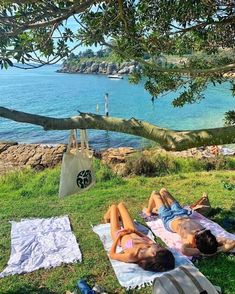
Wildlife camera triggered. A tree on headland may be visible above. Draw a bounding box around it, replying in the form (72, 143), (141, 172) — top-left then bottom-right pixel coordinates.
(81, 49), (95, 58)
(96, 49), (107, 58)
(0, 1), (235, 150)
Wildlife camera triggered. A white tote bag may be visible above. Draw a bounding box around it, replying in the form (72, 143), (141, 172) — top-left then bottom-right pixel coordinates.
(59, 129), (95, 197)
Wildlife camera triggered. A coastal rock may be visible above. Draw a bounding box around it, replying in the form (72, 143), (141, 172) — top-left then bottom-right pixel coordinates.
(101, 147), (136, 165)
(58, 60), (139, 76)
(0, 143), (66, 174)
(85, 61), (93, 67)
(0, 143), (137, 176)
(1, 142), (233, 176)
(79, 63), (86, 72)
(118, 66), (130, 74)
(91, 63), (99, 73)
(106, 63), (117, 74)
(98, 62), (107, 73)
(113, 163), (129, 176)
(100, 147), (136, 176)
(129, 65), (136, 73)
(0, 142), (18, 153)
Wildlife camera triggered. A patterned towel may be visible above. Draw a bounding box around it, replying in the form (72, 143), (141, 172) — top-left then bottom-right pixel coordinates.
(0, 216), (82, 278)
(93, 222), (192, 290)
(143, 210), (235, 259)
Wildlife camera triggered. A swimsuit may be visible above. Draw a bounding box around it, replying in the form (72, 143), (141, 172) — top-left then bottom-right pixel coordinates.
(158, 201), (192, 232)
(116, 229), (147, 249)
(116, 229), (134, 248)
(124, 239), (133, 249)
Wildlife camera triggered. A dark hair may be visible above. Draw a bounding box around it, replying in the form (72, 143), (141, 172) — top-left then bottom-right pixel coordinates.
(195, 230), (218, 254)
(137, 249), (175, 272)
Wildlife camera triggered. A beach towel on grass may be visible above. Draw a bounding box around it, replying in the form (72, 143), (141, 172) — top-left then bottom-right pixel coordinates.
(0, 216), (82, 278)
(93, 222), (192, 290)
(143, 210), (235, 259)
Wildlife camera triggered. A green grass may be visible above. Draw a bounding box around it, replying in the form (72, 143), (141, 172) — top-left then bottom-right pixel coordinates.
(0, 165), (234, 294)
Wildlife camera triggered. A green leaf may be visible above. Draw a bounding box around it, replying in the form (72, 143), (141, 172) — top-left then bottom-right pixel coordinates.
(6, 59), (13, 67)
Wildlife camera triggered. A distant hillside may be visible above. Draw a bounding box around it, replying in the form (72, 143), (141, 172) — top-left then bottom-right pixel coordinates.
(58, 59), (140, 75)
(58, 48), (235, 76)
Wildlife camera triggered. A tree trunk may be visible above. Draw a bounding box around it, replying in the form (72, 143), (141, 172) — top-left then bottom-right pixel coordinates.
(1, 106), (235, 151)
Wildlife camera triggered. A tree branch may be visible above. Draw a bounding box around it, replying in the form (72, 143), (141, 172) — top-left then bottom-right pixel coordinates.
(1, 106), (235, 151)
(169, 14), (235, 35)
(3, 0), (99, 37)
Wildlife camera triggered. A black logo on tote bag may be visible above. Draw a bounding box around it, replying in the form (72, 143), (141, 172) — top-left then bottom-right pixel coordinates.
(76, 170), (92, 188)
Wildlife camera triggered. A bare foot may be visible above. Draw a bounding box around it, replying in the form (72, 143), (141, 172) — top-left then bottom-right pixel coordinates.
(142, 207), (152, 217)
(152, 207), (158, 214)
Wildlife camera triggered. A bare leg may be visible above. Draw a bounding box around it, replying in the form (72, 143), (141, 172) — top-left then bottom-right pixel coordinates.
(159, 188), (178, 207)
(143, 191), (166, 216)
(104, 206), (112, 223)
(107, 205), (122, 242)
(117, 202), (135, 230)
(158, 191), (170, 209)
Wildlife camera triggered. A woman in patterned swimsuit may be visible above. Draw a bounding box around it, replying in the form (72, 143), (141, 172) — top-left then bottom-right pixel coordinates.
(104, 202), (175, 272)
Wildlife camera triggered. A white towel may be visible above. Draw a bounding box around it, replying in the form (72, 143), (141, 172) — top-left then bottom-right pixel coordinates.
(0, 216), (82, 278)
(93, 222), (192, 290)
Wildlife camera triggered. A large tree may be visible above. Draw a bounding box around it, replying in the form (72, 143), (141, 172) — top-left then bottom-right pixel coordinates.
(0, 0), (235, 150)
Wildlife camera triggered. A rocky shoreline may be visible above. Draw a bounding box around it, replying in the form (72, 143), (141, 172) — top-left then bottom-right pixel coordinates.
(58, 60), (140, 75)
(1, 142), (234, 176)
(57, 60), (235, 78)
(0, 142), (136, 175)
(0, 142), (67, 174)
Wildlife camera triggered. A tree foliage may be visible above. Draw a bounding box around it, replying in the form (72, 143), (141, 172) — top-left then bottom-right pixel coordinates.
(0, 1), (235, 127)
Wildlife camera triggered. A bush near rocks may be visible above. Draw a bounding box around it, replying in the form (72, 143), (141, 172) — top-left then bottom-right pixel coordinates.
(125, 152), (235, 177)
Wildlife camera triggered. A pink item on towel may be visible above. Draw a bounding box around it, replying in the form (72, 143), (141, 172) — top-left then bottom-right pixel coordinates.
(145, 209), (235, 259)
(124, 239), (133, 249)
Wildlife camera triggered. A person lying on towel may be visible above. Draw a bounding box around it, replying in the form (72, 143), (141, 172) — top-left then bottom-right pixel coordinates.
(143, 188), (235, 256)
(104, 202), (175, 272)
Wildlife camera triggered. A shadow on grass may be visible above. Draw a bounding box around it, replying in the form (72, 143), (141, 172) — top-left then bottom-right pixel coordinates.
(197, 253), (235, 293)
(207, 204), (235, 232)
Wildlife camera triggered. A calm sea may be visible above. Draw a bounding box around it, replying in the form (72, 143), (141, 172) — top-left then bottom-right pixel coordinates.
(0, 65), (234, 150)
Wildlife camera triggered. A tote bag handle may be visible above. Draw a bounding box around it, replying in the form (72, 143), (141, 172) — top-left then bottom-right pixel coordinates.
(80, 129), (89, 151)
(66, 129), (78, 153)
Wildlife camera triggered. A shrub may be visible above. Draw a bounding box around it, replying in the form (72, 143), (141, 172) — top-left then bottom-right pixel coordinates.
(125, 151), (235, 177)
(153, 155), (173, 176)
(201, 156), (235, 171)
(173, 157), (204, 173)
(94, 158), (124, 183)
(126, 154), (156, 176)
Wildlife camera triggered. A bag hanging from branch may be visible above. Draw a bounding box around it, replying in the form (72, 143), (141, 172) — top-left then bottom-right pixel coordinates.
(59, 129), (95, 197)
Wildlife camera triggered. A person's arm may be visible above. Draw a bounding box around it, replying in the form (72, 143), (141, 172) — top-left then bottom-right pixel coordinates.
(132, 229), (154, 244)
(109, 250), (135, 262)
(217, 237), (235, 252)
(109, 229), (135, 262)
(181, 244), (201, 256)
(109, 236), (136, 262)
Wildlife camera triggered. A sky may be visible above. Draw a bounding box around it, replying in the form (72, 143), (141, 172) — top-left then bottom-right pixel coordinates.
(63, 16), (102, 55)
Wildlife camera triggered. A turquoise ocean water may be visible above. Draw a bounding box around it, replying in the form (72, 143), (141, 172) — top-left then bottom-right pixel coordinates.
(0, 65), (234, 150)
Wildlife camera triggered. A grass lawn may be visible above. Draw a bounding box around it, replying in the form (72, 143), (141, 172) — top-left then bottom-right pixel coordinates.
(0, 166), (234, 294)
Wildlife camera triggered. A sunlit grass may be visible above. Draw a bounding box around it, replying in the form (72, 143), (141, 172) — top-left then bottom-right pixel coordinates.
(0, 164), (234, 294)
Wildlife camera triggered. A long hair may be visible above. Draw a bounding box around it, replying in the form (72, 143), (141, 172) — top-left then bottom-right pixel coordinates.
(137, 249), (175, 272)
(195, 230), (218, 254)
